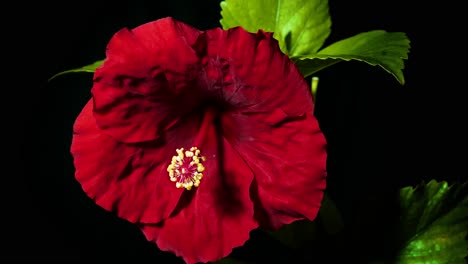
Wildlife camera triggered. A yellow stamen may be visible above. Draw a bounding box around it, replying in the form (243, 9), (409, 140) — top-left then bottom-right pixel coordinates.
(166, 146), (207, 190)
(197, 164), (205, 172)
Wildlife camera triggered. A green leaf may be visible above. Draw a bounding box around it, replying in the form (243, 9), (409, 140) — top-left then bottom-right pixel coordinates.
(293, 30), (411, 85)
(220, 1), (410, 85)
(293, 58), (340, 79)
(396, 180), (468, 263)
(220, 0), (332, 56)
(48, 59), (105, 81)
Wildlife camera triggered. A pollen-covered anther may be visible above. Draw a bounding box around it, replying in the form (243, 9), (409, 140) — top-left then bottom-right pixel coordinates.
(167, 147), (206, 190)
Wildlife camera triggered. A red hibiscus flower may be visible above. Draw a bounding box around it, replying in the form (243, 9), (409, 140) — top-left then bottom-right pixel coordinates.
(71, 17), (327, 264)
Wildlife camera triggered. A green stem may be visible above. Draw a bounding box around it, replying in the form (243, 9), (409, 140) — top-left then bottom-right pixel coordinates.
(311, 76), (319, 103)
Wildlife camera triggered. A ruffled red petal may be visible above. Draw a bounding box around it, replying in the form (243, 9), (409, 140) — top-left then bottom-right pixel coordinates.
(92, 17), (203, 143)
(202, 27), (327, 229)
(202, 28), (312, 115)
(72, 100), (204, 224)
(139, 110), (257, 264)
(224, 112), (327, 229)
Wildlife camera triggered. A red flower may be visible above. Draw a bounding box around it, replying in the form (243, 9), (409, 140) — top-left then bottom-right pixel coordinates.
(71, 17), (327, 264)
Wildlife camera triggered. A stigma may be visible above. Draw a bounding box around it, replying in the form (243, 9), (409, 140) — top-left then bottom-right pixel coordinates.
(167, 147), (206, 190)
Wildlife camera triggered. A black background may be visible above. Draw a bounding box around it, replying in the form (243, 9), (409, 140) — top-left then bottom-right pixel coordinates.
(6, 0), (466, 262)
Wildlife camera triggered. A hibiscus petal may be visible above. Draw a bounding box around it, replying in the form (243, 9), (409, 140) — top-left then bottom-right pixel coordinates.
(139, 109), (257, 264)
(71, 99), (205, 224)
(202, 26), (327, 229)
(229, 112), (327, 229)
(91, 17), (204, 143)
(202, 27), (312, 115)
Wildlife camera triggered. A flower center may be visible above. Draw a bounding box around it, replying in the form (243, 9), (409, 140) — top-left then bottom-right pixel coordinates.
(167, 147), (206, 190)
